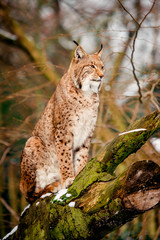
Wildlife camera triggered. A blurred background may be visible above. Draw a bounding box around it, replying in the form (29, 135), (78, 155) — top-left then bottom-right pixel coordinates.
(0, 0), (160, 239)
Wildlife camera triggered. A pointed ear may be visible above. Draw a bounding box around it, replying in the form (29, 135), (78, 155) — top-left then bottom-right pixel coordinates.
(74, 46), (86, 59)
(97, 44), (103, 57)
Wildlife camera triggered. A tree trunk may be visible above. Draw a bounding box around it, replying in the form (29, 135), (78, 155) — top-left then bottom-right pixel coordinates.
(5, 111), (160, 240)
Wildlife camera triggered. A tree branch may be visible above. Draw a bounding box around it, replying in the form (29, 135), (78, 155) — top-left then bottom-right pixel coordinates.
(0, 3), (60, 85)
(4, 111), (160, 240)
(118, 0), (157, 103)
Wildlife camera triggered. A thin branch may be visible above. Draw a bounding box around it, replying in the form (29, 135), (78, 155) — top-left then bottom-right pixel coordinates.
(0, 28), (18, 41)
(118, 0), (157, 103)
(0, 81), (51, 103)
(0, 146), (11, 165)
(144, 79), (160, 111)
(153, 225), (160, 240)
(0, 140), (10, 146)
(117, 0), (139, 26)
(0, 197), (19, 222)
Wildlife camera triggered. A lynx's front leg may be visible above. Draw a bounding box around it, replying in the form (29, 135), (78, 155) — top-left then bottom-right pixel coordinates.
(55, 131), (75, 188)
(74, 136), (92, 176)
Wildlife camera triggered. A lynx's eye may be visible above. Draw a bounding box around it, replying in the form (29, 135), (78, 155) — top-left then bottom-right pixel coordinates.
(101, 66), (104, 70)
(91, 64), (96, 69)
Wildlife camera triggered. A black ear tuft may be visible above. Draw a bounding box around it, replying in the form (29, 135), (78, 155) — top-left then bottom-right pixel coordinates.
(73, 40), (79, 46)
(97, 44), (103, 57)
(98, 44), (103, 54)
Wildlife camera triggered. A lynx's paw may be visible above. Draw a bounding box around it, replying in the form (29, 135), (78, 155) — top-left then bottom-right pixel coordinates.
(52, 183), (62, 193)
(42, 180), (62, 195)
(62, 177), (75, 189)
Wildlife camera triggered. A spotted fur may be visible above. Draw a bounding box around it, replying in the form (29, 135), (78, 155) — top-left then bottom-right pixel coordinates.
(20, 44), (104, 203)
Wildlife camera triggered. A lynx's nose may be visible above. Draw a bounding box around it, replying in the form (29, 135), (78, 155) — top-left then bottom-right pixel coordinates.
(99, 73), (104, 79)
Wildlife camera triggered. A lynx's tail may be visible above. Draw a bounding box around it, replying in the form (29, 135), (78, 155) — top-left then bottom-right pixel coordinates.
(20, 180), (61, 203)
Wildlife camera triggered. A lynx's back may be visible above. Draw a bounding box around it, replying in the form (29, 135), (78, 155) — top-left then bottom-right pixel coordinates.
(20, 43), (104, 203)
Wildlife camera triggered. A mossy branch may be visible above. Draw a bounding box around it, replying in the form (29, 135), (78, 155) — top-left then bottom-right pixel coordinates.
(6, 111), (160, 240)
(68, 110), (160, 199)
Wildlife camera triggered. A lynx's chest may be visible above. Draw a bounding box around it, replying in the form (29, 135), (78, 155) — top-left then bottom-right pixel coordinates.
(73, 107), (98, 150)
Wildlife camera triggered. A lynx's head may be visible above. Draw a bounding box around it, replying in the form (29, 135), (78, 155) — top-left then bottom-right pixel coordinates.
(69, 42), (104, 94)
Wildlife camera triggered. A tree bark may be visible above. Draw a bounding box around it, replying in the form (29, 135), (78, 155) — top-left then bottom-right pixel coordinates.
(6, 110), (160, 240)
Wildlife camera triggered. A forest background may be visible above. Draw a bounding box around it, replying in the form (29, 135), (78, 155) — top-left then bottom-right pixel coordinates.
(0, 0), (160, 239)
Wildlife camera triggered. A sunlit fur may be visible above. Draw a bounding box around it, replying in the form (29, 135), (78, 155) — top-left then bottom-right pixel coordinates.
(69, 46), (104, 93)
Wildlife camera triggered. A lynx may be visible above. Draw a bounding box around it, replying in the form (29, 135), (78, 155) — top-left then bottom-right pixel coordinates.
(20, 42), (104, 203)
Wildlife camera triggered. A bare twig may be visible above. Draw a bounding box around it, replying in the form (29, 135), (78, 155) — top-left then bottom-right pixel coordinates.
(117, 0), (139, 26)
(0, 81), (51, 103)
(118, 0), (157, 103)
(153, 225), (160, 240)
(0, 197), (19, 221)
(0, 140), (10, 146)
(0, 146), (11, 165)
(144, 79), (160, 111)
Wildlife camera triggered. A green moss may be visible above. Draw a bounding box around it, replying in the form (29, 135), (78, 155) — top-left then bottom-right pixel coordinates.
(108, 198), (123, 213)
(50, 205), (92, 240)
(68, 158), (115, 201)
(14, 199), (51, 240)
(22, 221), (46, 240)
(103, 127), (158, 175)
